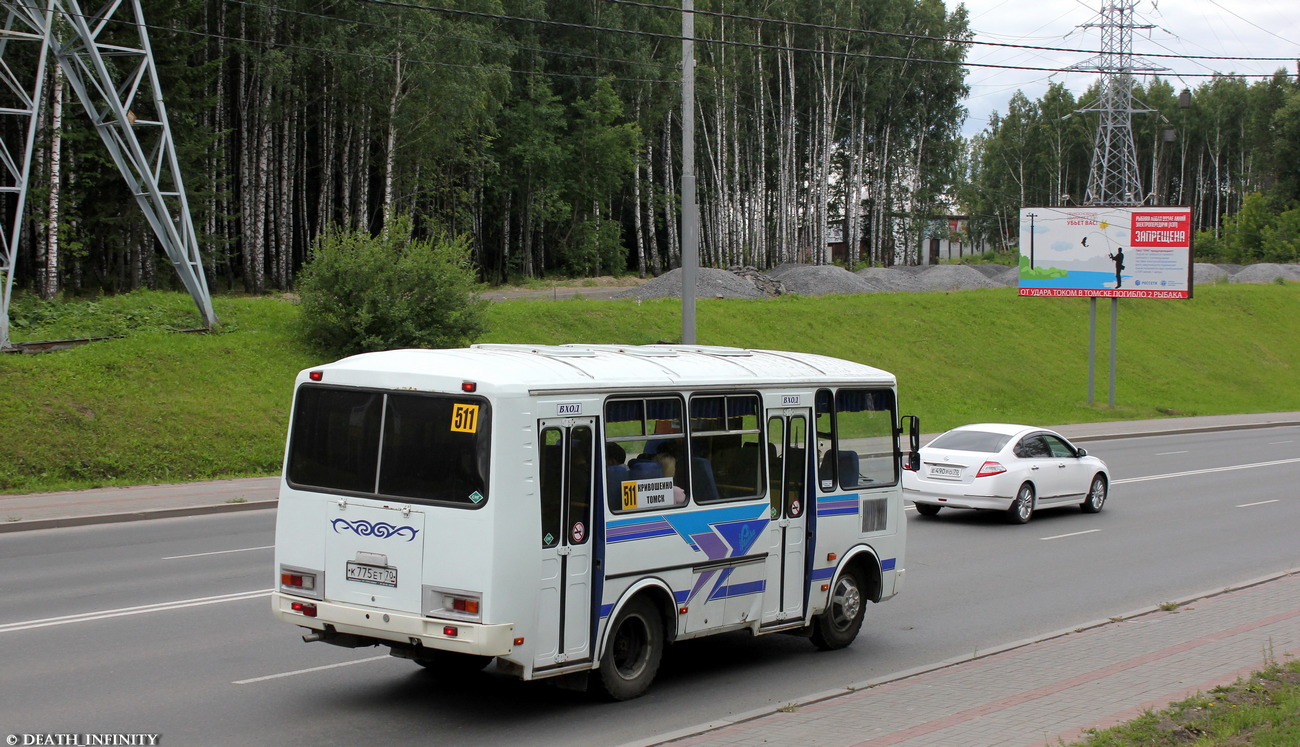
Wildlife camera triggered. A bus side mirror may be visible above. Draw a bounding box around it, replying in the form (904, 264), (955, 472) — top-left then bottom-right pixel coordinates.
(900, 415), (921, 472)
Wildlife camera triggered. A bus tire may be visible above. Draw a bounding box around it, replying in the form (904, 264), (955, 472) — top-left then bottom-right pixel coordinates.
(810, 565), (866, 651)
(597, 596), (663, 701)
(413, 650), (494, 674)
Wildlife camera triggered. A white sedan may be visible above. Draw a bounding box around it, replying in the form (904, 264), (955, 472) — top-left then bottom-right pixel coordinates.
(902, 423), (1109, 524)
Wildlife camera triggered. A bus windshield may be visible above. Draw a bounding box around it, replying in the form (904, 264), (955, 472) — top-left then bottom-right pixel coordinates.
(286, 386), (491, 506)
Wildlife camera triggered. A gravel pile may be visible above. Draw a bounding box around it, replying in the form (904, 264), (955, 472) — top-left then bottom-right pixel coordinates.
(767, 264), (882, 295)
(612, 262), (1297, 300)
(1229, 263), (1300, 283)
(854, 267), (928, 293)
(1194, 263), (1231, 285)
(614, 267), (765, 300)
(914, 264), (1005, 292)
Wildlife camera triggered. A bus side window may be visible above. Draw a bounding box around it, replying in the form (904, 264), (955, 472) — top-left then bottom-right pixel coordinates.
(767, 417), (784, 517)
(815, 389), (835, 489)
(834, 389), (899, 489)
(604, 396), (688, 513)
(689, 394), (762, 503)
(539, 428), (563, 548)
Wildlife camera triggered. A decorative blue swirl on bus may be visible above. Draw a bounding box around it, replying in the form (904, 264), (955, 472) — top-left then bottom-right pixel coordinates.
(331, 518), (419, 542)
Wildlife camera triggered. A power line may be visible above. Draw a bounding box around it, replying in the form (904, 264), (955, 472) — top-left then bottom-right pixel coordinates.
(226, 0), (680, 73)
(340, 0), (1289, 78)
(602, 0), (1300, 62)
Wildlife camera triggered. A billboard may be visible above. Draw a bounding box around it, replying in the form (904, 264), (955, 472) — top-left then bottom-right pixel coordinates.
(1018, 207), (1193, 299)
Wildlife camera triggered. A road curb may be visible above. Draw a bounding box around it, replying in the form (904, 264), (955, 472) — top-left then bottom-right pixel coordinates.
(626, 568), (1300, 747)
(1063, 418), (1300, 443)
(0, 499), (278, 534)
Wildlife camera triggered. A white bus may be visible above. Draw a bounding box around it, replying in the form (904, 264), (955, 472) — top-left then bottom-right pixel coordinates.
(272, 344), (919, 699)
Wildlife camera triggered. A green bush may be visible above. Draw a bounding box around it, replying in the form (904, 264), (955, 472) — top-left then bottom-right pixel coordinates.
(295, 218), (489, 358)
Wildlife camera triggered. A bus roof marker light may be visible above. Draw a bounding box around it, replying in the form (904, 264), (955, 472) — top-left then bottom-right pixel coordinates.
(308, 371), (323, 381)
(462, 381), (477, 393)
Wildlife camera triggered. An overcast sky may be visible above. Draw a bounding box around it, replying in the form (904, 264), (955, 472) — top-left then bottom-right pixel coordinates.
(954, 0), (1300, 137)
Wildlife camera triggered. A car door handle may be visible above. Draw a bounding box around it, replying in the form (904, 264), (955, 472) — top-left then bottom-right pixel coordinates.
(1030, 465), (1040, 470)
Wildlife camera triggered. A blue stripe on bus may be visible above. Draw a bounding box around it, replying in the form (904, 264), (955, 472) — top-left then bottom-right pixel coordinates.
(607, 526), (677, 542)
(816, 495), (859, 516)
(719, 579), (765, 597)
(812, 558), (897, 582)
(598, 588), (693, 619)
(606, 517), (675, 543)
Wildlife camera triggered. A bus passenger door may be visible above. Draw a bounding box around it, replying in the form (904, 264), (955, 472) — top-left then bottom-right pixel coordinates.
(535, 419), (597, 670)
(762, 410), (810, 625)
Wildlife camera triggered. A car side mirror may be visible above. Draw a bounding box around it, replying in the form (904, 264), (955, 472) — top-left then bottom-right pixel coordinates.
(1076, 448), (1088, 458)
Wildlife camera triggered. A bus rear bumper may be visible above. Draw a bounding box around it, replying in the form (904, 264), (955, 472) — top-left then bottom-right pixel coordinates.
(272, 592), (516, 657)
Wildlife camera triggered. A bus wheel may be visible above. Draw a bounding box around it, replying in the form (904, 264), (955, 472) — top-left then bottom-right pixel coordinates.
(811, 566), (866, 651)
(598, 597), (663, 700)
(414, 650), (494, 674)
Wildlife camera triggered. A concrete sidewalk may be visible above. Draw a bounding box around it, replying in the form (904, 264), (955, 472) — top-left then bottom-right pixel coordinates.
(0, 475), (278, 532)
(642, 570), (1300, 747)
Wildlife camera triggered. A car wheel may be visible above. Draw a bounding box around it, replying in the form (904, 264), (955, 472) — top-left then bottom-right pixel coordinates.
(1082, 474), (1107, 513)
(597, 596), (664, 701)
(914, 503), (941, 517)
(810, 566), (866, 650)
(1007, 483), (1035, 524)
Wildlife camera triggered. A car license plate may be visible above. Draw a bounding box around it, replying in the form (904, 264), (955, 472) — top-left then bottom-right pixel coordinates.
(929, 465), (961, 478)
(346, 561), (397, 587)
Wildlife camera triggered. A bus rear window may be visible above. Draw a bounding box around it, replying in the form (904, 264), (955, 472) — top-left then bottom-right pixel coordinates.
(287, 386), (491, 506)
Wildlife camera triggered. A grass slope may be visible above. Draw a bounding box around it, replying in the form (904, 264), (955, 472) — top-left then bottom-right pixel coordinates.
(2, 284), (1298, 493)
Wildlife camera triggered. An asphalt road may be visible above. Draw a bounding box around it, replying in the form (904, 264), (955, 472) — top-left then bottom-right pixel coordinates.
(1, 426), (1297, 746)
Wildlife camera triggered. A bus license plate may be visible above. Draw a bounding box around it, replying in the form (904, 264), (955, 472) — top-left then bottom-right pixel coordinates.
(929, 465), (961, 478)
(346, 561), (397, 587)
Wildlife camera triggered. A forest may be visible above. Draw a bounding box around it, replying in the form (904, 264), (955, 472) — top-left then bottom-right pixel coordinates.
(1, 0), (1296, 304)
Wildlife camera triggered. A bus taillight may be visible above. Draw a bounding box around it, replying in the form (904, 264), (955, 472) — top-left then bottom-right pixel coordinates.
(280, 568), (317, 592)
(291, 601), (318, 617)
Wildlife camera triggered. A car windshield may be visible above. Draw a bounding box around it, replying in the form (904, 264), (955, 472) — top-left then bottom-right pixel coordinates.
(929, 430), (1013, 453)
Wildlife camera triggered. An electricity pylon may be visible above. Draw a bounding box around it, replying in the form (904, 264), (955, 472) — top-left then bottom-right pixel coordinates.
(1068, 0), (1166, 206)
(0, 0), (216, 349)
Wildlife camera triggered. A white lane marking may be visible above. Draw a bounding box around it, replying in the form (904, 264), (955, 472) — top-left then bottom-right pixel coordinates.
(1269, 440), (1295, 445)
(163, 545), (274, 560)
(1114, 457), (1300, 484)
(1040, 529), (1100, 541)
(0, 589), (273, 634)
(1237, 500), (1280, 508)
(1155, 450), (1189, 456)
(233, 655), (391, 685)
